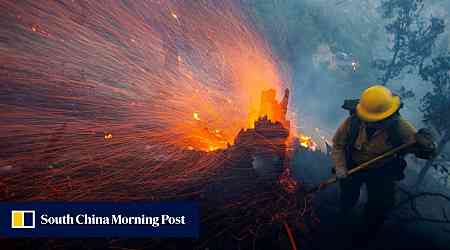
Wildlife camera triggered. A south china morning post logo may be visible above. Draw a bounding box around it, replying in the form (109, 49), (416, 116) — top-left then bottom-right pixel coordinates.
(0, 202), (199, 237)
(11, 210), (35, 229)
(39, 213), (186, 227)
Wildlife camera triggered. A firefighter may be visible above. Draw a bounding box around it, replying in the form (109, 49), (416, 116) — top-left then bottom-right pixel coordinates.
(331, 85), (436, 237)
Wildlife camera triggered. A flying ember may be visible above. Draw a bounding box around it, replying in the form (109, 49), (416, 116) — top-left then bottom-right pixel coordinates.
(0, 0), (295, 199)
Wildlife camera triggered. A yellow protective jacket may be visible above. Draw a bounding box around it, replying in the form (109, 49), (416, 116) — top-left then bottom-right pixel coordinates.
(331, 115), (418, 172)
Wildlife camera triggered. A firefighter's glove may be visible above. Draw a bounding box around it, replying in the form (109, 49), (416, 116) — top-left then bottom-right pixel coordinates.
(335, 167), (348, 180)
(415, 128), (437, 159)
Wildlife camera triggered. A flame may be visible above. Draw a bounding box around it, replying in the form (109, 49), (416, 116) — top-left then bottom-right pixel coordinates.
(164, 2), (287, 152)
(299, 134), (317, 151)
(193, 112), (200, 121)
(104, 133), (113, 140)
(187, 86), (290, 152)
(170, 11), (179, 21)
(2, 1), (288, 154)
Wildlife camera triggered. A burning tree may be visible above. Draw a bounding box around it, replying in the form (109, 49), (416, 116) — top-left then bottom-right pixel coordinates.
(373, 0), (445, 90)
(416, 54), (450, 187)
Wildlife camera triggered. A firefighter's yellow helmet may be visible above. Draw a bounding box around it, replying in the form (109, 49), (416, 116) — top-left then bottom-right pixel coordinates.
(356, 85), (400, 122)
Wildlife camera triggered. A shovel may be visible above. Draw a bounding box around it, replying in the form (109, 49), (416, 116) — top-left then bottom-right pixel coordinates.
(306, 140), (417, 194)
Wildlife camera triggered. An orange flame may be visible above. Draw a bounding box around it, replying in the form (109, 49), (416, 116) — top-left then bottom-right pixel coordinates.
(162, 2), (288, 152)
(298, 134), (317, 151)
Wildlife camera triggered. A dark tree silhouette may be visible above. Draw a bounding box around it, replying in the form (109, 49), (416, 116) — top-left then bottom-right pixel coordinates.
(416, 54), (450, 187)
(394, 186), (450, 225)
(373, 0), (445, 88)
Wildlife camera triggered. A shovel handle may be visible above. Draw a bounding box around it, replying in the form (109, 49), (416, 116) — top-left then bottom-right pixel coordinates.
(306, 141), (417, 194)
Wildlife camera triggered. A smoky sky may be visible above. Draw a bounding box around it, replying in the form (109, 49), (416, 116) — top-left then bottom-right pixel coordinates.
(242, 0), (450, 139)
(242, 1), (450, 245)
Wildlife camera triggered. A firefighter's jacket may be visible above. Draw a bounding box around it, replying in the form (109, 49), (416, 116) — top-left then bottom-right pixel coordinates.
(331, 115), (434, 173)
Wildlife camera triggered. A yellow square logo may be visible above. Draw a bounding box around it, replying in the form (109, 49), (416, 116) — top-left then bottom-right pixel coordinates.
(11, 210), (35, 229)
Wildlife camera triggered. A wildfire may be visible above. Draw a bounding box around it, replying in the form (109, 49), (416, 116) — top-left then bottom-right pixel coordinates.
(160, 2), (287, 152)
(299, 134), (317, 151)
(0, 3), (317, 242)
(193, 112), (200, 121)
(104, 132), (113, 140)
(0, 0), (290, 184)
(170, 11), (179, 21)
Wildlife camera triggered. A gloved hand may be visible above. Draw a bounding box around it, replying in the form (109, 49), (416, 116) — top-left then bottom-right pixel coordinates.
(335, 167), (348, 180)
(415, 128), (437, 159)
(415, 128), (435, 148)
(416, 128), (433, 146)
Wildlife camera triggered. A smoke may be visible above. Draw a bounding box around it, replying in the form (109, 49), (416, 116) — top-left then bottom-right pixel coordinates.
(243, 0), (450, 141)
(243, 1), (450, 247)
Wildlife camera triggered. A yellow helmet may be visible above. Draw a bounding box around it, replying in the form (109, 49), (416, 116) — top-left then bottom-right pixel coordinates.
(356, 85), (400, 122)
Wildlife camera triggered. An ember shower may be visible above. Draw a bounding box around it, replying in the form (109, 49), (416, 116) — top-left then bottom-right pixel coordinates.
(0, 1), (292, 200)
